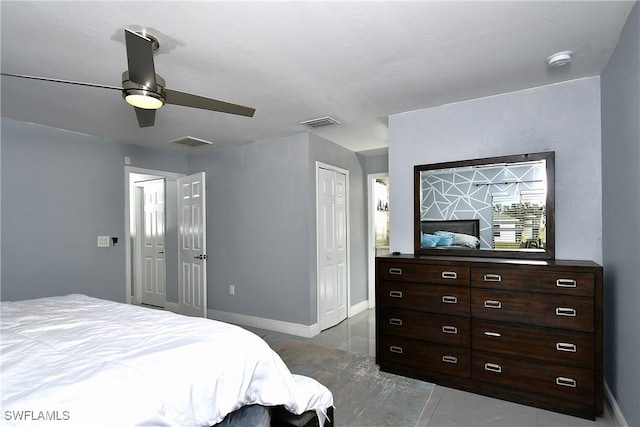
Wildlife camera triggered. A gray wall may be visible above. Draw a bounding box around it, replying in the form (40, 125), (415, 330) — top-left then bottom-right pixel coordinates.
(388, 77), (603, 263)
(365, 153), (389, 175)
(1, 120), (369, 327)
(189, 132), (369, 325)
(189, 134), (313, 324)
(1, 118), (189, 302)
(601, 3), (640, 426)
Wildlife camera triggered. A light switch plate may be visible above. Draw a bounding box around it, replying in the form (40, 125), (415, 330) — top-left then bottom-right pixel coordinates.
(97, 236), (110, 247)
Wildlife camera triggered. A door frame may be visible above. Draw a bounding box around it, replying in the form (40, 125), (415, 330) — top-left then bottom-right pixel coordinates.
(125, 166), (185, 304)
(315, 161), (350, 329)
(367, 172), (389, 308)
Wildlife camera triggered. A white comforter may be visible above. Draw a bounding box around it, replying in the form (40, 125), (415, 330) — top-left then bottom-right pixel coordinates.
(0, 294), (333, 426)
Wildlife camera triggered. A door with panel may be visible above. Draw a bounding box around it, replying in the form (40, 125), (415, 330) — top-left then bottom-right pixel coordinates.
(318, 166), (348, 331)
(178, 172), (207, 317)
(141, 179), (166, 307)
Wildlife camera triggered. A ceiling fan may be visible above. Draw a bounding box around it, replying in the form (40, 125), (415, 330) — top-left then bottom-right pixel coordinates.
(1, 29), (256, 127)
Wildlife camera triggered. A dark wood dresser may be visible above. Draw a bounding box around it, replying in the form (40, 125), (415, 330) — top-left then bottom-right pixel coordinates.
(375, 255), (603, 420)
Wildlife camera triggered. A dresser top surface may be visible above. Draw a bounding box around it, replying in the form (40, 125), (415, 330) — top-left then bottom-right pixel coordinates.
(376, 254), (601, 269)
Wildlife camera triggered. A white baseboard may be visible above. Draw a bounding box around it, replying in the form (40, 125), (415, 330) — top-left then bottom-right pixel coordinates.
(208, 309), (320, 338)
(207, 301), (370, 338)
(349, 300), (370, 317)
(605, 381), (629, 427)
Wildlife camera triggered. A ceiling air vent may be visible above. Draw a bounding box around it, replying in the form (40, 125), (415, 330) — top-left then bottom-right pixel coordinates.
(169, 136), (213, 148)
(299, 116), (341, 129)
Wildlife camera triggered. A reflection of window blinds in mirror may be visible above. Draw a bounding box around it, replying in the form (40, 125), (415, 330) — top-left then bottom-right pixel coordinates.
(489, 162), (547, 249)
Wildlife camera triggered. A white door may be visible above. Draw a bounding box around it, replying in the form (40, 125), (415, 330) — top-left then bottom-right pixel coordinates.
(141, 179), (166, 307)
(178, 172), (207, 317)
(318, 166), (348, 331)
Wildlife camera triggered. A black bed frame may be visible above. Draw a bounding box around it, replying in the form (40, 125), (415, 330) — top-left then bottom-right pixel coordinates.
(214, 405), (333, 427)
(272, 406), (334, 427)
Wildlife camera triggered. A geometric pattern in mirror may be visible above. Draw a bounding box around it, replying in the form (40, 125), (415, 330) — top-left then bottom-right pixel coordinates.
(420, 160), (546, 250)
(414, 151), (555, 260)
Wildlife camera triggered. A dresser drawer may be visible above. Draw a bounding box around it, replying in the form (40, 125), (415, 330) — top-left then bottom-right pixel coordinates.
(471, 289), (594, 332)
(378, 262), (470, 286)
(380, 308), (470, 346)
(380, 334), (470, 378)
(472, 319), (594, 368)
(379, 281), (470, 316)
(473, 351), (594, 405)
(472, 268), (594, 296)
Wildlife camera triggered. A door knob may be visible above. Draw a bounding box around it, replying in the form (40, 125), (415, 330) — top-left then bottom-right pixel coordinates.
(194, 254), (208, 260)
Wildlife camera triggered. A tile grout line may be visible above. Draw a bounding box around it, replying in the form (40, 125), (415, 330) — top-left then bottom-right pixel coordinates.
(415, 385), (442, 427)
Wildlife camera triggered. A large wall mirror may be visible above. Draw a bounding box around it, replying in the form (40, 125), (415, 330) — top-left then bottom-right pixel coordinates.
(414, 151), (555, 260)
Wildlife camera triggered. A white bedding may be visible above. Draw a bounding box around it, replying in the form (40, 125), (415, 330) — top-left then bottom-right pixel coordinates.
(0, 294), (333, 426)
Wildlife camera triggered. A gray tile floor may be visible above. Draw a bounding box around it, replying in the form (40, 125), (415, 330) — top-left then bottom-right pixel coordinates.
(244, 309), (616, 427)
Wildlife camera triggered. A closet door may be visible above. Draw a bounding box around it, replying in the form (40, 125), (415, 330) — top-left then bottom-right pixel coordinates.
(318, 166), (348, 331)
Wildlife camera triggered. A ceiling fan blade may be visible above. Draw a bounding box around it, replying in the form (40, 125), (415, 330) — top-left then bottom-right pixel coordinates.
(165, 89), (256, 117)
(0, 72), (122, 91)
(124, 29), (157, 89)
(134, 107), (156, 127)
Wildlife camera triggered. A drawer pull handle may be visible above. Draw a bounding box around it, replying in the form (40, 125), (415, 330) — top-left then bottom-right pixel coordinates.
(442, 325), (458, 334)
(556, 342), (577, 353)
(389, 268), (403, 275)
(389, 291), (403, 298)
(389, 318), (403, 326)
(441, 271), (458, 279)
(556, 278), (577, 288)
(556, 307), (577, 317)
(483, 274), (502, 282)
(484, 331), (502, 337)
(484, 363), (502, 373)
(556, 377), (577, 388)
(389, 346), (403, 354)
(484, 300), (502, 309)
(442, 295), (458, 304)
(442, 355), (458, 364)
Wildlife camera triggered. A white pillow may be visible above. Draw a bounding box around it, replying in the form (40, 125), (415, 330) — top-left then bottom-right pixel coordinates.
(451, 232), (480, 248)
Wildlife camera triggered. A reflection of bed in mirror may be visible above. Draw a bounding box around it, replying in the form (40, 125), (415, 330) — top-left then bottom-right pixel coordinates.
(420, 219), (480, 249)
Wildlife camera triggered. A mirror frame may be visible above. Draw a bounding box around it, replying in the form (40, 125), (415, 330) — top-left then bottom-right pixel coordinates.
(414, 151), (555, 260)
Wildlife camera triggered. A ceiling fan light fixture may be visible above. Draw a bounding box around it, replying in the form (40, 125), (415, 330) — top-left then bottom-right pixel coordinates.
(122, 71), (166, 109)
(124, 89), (165, 109)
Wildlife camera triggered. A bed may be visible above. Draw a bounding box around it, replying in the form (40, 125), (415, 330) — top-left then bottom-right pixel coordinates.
(420, 219), (481, 249)
(0, 294), (333, 427)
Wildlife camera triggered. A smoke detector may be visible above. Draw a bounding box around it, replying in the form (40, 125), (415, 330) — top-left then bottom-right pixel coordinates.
(299, 116), (341, 129)
(546, 51), (573, 68)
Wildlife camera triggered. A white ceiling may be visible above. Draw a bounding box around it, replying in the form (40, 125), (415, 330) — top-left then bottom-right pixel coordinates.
(1, 1), (635, 155)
